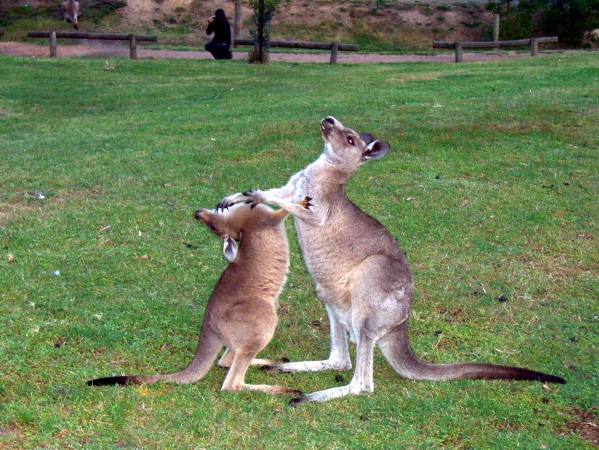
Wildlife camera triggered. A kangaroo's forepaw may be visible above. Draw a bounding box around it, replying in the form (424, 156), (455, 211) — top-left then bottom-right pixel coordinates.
(216, 192), (253, 212)
(242, 189), (266, 208)
(216, 200), (232, 213)
(297, 196), (313, 210)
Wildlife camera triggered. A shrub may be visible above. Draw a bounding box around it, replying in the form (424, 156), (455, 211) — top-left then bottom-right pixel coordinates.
(537, 0), (599, 44)
(248, 0), (282, 63)
(486, 0), (599, 44)
(490, 10), (534, 39)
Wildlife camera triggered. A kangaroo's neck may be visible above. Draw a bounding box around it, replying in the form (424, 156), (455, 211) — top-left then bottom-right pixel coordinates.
(238, 230), (288, 264)
(309, 154), (355, 193)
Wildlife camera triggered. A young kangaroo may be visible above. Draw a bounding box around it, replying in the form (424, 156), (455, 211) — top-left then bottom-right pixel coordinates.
(87, 202), (307, 396)
(62, 0), (80, 30)
(217, 116), (566, 406)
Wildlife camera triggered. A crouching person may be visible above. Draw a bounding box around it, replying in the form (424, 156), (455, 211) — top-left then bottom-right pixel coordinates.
(205, 9), (233, 60)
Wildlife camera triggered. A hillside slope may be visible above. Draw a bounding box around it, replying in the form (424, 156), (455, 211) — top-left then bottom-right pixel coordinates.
(3, 0), (494, 52)
(121, 0), (493, 51)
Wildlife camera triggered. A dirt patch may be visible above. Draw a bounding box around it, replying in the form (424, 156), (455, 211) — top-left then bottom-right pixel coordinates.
(566, 408), (599, 446)
(0, 422), (24, 450)
(0, 41), (543, 63)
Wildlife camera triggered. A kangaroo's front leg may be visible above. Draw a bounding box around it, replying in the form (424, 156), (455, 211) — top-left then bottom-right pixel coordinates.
(245, 189), (323, 226)
(217, 183), (296, 212)
(216, 192), (252, 211)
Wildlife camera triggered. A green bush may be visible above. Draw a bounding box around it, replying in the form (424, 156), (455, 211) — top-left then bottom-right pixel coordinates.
(486, 0), (599, 44)
(486, 10), (534, 40)
(536, 0), (599, 44)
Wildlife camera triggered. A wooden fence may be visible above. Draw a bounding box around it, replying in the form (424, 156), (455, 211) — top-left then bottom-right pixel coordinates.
(433, 37), (558, 63)
(233, 38), (359, 65)
(27, 31), (158, 60)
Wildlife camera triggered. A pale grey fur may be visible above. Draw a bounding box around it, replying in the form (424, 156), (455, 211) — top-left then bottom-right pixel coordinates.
(62, 0), (80, 30)
(217, 116), (565, 406)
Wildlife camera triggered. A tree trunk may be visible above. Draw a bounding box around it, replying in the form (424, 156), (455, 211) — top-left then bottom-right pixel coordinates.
(234, 0), (242, 42)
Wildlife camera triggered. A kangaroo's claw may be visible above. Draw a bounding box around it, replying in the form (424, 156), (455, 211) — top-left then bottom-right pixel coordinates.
(215, 201), (231, 213)
(242, 189), (266, 207)
(298, 196), (313, 210)
(216, 193), (253, 212)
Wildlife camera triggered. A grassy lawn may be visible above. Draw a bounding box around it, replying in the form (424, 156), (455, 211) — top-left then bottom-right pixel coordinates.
(0, 53), (598, 448)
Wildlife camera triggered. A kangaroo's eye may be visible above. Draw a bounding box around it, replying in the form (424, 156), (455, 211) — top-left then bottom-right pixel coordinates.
(209, 225), (216, 230)
(347, 136), (355, 145)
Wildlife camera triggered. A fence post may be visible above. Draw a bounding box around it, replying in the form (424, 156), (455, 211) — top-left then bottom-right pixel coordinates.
(330, 42), (338, 65)
(49, 31), (57, 58)
(129, 34), (137, 60)
(454, 42), (462, 63)
(530, 38), (538, 56)
(493, 14), (500, 42)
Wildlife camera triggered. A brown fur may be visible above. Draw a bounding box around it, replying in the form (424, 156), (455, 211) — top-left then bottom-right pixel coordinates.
(87, 202), (304, 396)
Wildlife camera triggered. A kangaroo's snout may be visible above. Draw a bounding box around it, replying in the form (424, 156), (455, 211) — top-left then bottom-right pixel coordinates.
(321, 117), (339, 140)
(321, 117), (337, 131)
(194, 209), (205, 220)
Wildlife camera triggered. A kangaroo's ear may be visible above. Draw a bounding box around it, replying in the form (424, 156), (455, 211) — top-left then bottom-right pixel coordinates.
(362, 140), (390, 161)
(359, 133), (375, 146)
(222, 236), (238, 263)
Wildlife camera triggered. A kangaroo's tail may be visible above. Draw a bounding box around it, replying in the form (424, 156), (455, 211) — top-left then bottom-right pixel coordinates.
(87, 326), (223, 387)
(377, 321), (565, 384)
(87, 375), (154, 386)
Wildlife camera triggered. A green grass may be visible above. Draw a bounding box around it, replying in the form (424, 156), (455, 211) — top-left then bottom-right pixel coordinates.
(0, 54), (598, 448)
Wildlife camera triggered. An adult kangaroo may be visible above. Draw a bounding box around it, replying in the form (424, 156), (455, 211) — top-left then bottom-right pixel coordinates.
(217, 116), (566, 406)
(87, 202), (308, 396)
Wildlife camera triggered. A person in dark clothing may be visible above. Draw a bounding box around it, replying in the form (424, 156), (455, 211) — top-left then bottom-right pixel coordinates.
(205, 9), (232, 60)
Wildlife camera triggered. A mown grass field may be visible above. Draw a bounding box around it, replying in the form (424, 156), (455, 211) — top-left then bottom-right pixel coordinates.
(0, 53), (598, 448)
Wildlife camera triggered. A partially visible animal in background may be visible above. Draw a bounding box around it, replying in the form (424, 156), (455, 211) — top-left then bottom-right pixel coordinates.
(583, 29), (599, 48)
(62, 0), (80, 30)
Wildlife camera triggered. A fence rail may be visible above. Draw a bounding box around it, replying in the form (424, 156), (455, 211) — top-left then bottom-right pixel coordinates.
(27, 31), (157, 60)
(433, 37), (558, 63)
(233, 38), (359, 65)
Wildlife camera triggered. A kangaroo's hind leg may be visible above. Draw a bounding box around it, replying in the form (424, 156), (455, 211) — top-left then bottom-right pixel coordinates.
(218, 348), (289, 368)
(288, 256), (402, 406)
(221, 350), (302, 396)
(261, 301), (352, 373)
(289, 330), (376, 406)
